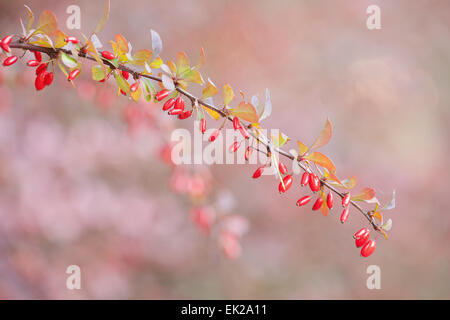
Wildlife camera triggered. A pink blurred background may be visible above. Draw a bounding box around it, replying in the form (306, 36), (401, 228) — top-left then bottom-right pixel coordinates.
(0, 0), (449, 299)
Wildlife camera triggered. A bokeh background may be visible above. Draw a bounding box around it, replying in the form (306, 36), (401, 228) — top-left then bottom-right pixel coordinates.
(0, 0), (449, 299)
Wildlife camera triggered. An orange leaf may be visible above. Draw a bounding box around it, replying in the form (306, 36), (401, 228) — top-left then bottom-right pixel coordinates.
(34, 10), (57, 36)
(373, 211), (383, 223)
(310, 118), (332, 150)
(297, 139), (308, 156)
(115, 34), (129, 54)
(229, 102), (259, 123)
(351, 187), (376, 201)
(305, 152), (336, 173)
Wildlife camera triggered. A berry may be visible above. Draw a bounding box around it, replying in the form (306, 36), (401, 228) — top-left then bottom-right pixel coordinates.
(342, 193), (351, 207)
(101, 50), (115, 60)
(229, 141), (241, 153)
(200, 118), (206, 134)
(155, 89), (169, 101)
(296, 195), (311, 206)
(34, 72), (46, 91)
(354, 228), (370, 248)
(65, 36), (79, 44)
(33, 51), (42, 62)
(27, 60), (40, 67)
(178, 109), (193, 120)
(360, 239), (376, 257)
(68, 69), (80, 81)
(233, 117), (241, 130)
(244, 147), (252, 161)
(309, 173), (320, 192)
(300, 172), (309, 186)
(162, 98), (175, 111)
(312, 197), (323, 211)
(209, 129), (220, 142)
(120, 89), (127, 96)
(36, 63), (47, 75)
(0, 35), (13, 52)
(278, 162), (287, 175)
(3, 56), (18, 66)
(326, 192), (333, 209)
(44, 72), (53, 86)
(252, 167), (264, 179)
(239, 125), (250, 139)
(168, 108), (182, 115)
(122, 70), (129, 80)
(340, 207), (349, 223)
(174, 97), (185, 111)
(130, 82), (139, 92)
(279, 175), (293, 193)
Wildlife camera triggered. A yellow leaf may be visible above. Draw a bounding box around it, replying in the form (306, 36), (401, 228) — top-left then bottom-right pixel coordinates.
(373, 211), (383, 223)
(202, 79), (218, 99)
(132, 49), (153, 66)
(54, 30), (67, 48)
(34, 10), (57, 36)
(115, 34), (129, 54)
(202, 105), (220, 120)
(130, 86), (142, 102)
(83, 34), (107, 77)
(230, 102), (259, 123)
(320, 191), (328, 216)
(176, 52), (190, 77)
(297, 139), (308, 156)
(310, 118), (332, 150)
(223, 84), (234, 106)
(167, 60), (177, 75)
(149, 57), (163, 68)
(305, 152), (336, 173)
(184, 69), (204, 84)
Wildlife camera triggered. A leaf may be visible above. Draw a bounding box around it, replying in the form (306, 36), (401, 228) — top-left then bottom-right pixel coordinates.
(94, 0), (110, 34)
(340, 176), (358, 189)
(61, 52), (78, 68)
(82, 33), (107, 78)
(202, 78), (218, 99)
(162, 74), (175, 91)
(380, 229), (389, 240)
(223, 84), (234, 106)
(184, 69), (204, 84)
(320, 192), (328, 216)
(91, 65), (105, 81)
(202, 105), (220, 120)
(305, 152), (336, 173)
(259, 88), (272, 121)
(382, 190), (396, 210)
(132, 49), (153, 66)
(54, 30), (67, 48)
(272, 132), (290, 148)
(34, 10), (57, 36)
(297, 139), (308, 156)
(230, 102), (259, 123)
(310, 118), (332, 151)
(130, 86), (141, 102)
(30, 35), (54, 48)
(149, 57), (163, 69)
(151, 29), (163, 56)
(114, 71), (130, 94)
(382, 218), (392, 231)
(373, 211), (383, 223)
(176, 52), (190, 77)
(351, 187), (376, 201)
(24, 5), (34, 35)
(115, 34), (129, 54)
(197, 47), (205, 67)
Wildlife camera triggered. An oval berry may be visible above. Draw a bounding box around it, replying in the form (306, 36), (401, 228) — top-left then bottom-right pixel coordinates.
(1, 43), (10, 53)
(200, 118), (206, 134)
(34, 72), (46, 91)
(244, 147), (252, 161)
(65, 36), (79, 44)
(252, 167), (264, 179)
(309, 173), (320, 192)
(130, 82), (139, 93)
(239, 125), (250, 139)
(342, 193), (351, 207)
(155, 89), (169, 101)
(36, 63), (47, 75)
(360, 239), (376, 257)
(122, 70), (130, 80)
(340, 207), (349, 223)
(300, 172), (309, 186)
(209, 129), (220, 142)
(178, 110), (193, 120)
(33, 51), (42, 62)
(326, 192), (333, 209)
(162, 98), (175, 111)
(354, 228), (370, 248)
(1, 35), (13, 45)
(174, 97), (185, 111)
(296, 195), (312, 207)
(279, 175), (293, 193)
(312, 197), (323, 211)
(228, 141), (241, 153)
(101, 50), (115, 60)
(3, 56), (18, 66)
(233, 117), (241, 130)
(278, 162), (287, 175)
(68, 69), (80, 81)
(44, 72), (53, 86)
(168, 108), (182, 116)
(27, 60), (40, 67)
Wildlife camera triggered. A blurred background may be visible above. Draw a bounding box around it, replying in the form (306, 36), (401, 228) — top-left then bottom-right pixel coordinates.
(0, 0), (449, 299)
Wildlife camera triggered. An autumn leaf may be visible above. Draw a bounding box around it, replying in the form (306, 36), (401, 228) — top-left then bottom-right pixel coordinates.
(114, 71), (130, 94)
(24, 5), (34, 35)
(310, 118), (332, 150)
(202, 79), (218, 99)
(183, 69), (204, 84)
(305, 152), (336, 173)
(34, 10), (58, 37)
(132, 49), (153, 66)
(202, 106), (220, 120)
(351, 187), (376, 201)
(91, 65), (105, 81)
(115, 34), (129, 55)
(229, 102), (259, 123)
(373, 211), (383, 223)
(54, 30), (67, 48)
(176, 52), (190, 77)
(297, 139), (308, 156)
(223, 84), (234, 106)
(94, 0), (110, 34)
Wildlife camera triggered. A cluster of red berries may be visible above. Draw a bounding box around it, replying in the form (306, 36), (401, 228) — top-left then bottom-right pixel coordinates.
(354, 227), (376, 257)
(1, 35), (19, 67)
(155, 89), (193, 120)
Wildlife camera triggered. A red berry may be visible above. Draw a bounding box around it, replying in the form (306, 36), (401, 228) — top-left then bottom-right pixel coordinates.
(360, 239), (376, 257)
(44, 72), (53, 86)
(33, 51), (42, 62)
(312, 197), (323, 211)
(342, 193), (351, 207)
(200, 118), (206, 134)
(1, 35), (13, 45)
(162, 98), (175, 111)
(326, 192), (333, 209)
(300, 172), (309, 186)
(34, 72), (46, 91)
(209, 129), (220, 142)
(354, 228), (370, 248)
(296, 195), (311, 206)
(101, 50), (115, 60)
(155, 89), (169, 101)
(65, 36), (79, 44)
(233, 117), (241, 130)
(36, 63), (47, 75)
(229, 141), (241, 153)
(3, 56), (18, 66)
(122, 70), (130, 80)
(279, 175), (293, 193)
(244, 147), (252, 161)
(252, 167), (264, 179)
(174, 97), (185, 111)
(309, 173), (320, 192)
(68, 69), (80, 81)
(340, 207), (349, 223)
(27, 60), (40, 67)
(278, 162), (287, 175)
(168, 108), (182, 115)
(130, 82), (139, 93)
(1, 42), (10, 53)
(178, 109), (193, 120)
(239, 125), (250, 139)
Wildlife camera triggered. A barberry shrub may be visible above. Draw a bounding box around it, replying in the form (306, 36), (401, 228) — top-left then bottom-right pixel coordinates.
(1, 2), (395, 258)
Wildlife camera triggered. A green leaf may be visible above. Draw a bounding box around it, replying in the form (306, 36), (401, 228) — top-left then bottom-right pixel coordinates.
(176, 52), (190, 77)
(91, 65), (105, 81)
(114, 71), (130, 94)
(61, 52), (78, 68)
